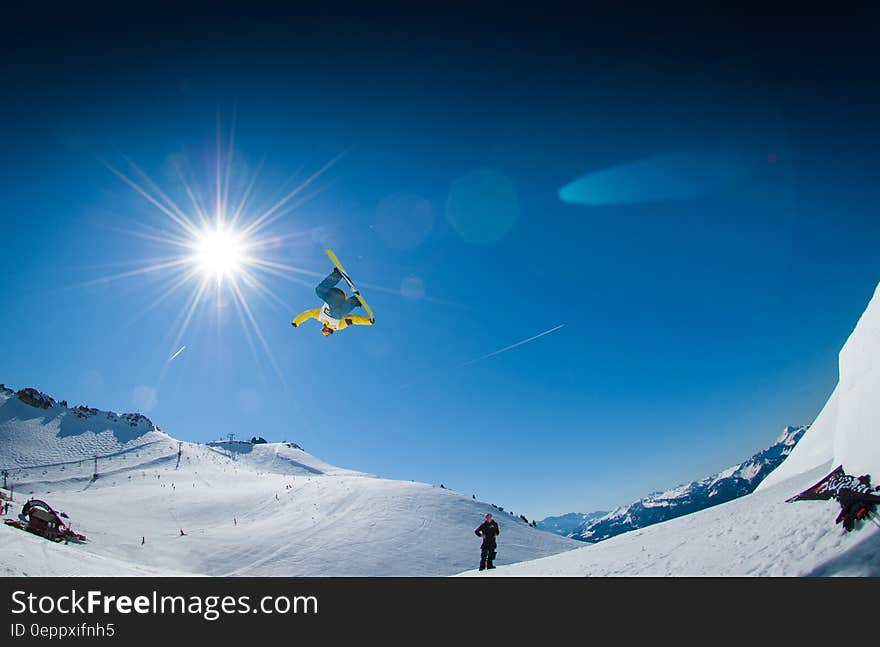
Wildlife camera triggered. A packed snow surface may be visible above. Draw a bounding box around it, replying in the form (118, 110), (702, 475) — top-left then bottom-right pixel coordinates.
(0, 388), (577, 576)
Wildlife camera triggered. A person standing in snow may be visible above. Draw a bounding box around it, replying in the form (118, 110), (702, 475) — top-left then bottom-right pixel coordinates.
(475, 513), (500, 571)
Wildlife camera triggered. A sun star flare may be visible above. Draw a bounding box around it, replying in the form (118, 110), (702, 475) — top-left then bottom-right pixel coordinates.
(92, 129), (347, 387)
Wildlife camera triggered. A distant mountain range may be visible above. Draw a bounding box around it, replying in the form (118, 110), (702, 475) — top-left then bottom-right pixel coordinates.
(537, 511), (608, 536)
(539, 425), (807, 543)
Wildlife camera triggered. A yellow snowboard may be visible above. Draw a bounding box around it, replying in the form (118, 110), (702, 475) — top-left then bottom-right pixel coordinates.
(324, 249), (375, 322)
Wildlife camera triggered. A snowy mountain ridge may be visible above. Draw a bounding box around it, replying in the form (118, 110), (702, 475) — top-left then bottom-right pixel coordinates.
(539, 425), (805, 542)
(566, 425), (806, 542)
(537, 511), (608, 536)
(0, 384), (167, 469)
(4, 385), (157, 429)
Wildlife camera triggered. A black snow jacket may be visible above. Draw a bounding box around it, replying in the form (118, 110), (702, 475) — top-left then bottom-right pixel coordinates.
(835, 488), (880, 531)
(475, 520), (500, 545)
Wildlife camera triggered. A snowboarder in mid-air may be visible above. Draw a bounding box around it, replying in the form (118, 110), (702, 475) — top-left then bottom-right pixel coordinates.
(475, 513), (500, 570)
(291, 250), (375, 337)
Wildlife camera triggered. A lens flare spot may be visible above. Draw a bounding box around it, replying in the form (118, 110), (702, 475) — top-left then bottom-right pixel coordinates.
(446, 169), (519, 244)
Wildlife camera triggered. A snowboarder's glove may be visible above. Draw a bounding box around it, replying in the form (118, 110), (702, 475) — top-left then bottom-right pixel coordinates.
(475, 529), (481, 537)
(345, 318), (353, 325)
(291, 321), (297, 327)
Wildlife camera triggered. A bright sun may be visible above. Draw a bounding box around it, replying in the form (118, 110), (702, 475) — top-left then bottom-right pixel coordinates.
(192, 226), (245, 280)
(97, 131), (346, 385)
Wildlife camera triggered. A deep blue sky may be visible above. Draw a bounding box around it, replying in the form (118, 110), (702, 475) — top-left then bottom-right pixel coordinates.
(1, 7), (879, 518)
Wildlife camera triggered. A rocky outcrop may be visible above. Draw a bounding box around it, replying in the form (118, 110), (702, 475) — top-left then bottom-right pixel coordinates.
(16, 388), (56, 410)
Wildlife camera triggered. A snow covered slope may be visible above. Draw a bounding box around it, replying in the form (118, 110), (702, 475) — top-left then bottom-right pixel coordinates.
(460, 282), (880, 576)
(0, 386), (578, 576)
(756, 389), (838, 490)
(759, 281), (880, 490)
(459, 463), (880, 576)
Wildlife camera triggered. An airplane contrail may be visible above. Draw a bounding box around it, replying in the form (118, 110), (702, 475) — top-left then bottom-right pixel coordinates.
(398, 324), (565, 391)
(458, 324), (565, 368)
(168, 345), (186, 361)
